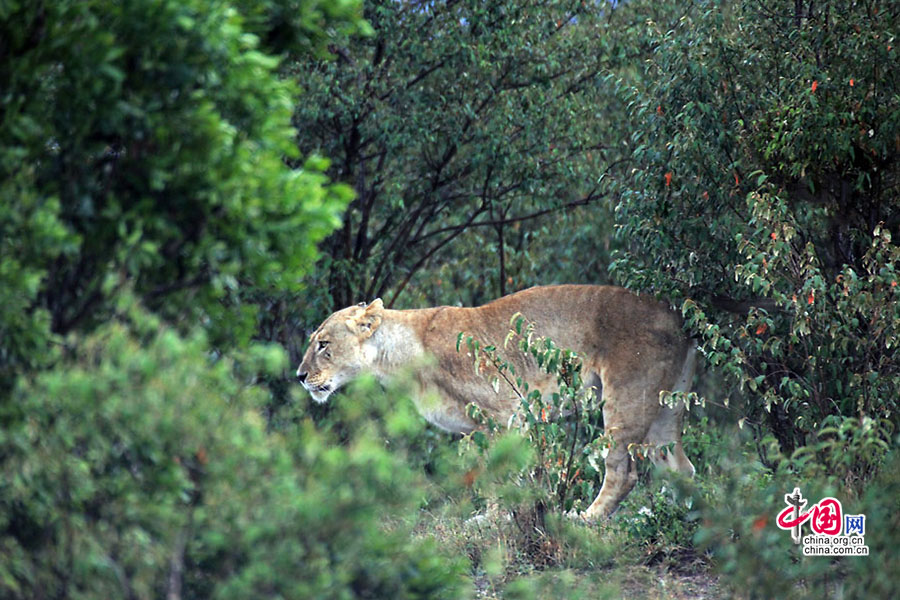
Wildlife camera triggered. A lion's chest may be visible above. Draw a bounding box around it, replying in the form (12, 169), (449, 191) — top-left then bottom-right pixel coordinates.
(419, 404), (477, 434)
(411, 381), (485, 434)
(416, 372), (536, 434)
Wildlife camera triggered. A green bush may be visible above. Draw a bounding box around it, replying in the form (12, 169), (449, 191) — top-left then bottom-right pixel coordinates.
(841, 450), (900, 599)
(2, 3), (471, 596)
(0, 304), (466, 599)
(694, 440), (900, 599)
(458, 315), (611, 516)
(612, 0), (899, 488)
(616, 479), (699, 567)
(608, 1), (898, 590)
(0, 0), (365, 388)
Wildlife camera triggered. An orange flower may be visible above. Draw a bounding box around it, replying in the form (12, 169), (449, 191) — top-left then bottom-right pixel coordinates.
(756, 323), (768, 335)
(753, 515), (768, 532)
(770, 231), (777, 240)
(462, 468), (479, 488)
(734, 172), (740, 186)
(807, 291), (815, 305)
(849, 78), (855, 87)
(892, 281), (898, 288)
(657, 104), (664, 116)
(665, 172), (673, 187)
(811, 80), (818, 93)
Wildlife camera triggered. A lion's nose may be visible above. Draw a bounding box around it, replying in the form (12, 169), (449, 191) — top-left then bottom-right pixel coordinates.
(297, 371), (308, 383)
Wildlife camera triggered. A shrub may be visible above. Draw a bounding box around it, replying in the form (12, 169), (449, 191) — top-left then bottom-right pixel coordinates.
(0, 0), (365, 389)
(695, 440), (900, 599)
(0, 303), (466, 599)
(612, 0), (899, 487)
(616, 479), (699, 567)
(458, 315), (612, 516)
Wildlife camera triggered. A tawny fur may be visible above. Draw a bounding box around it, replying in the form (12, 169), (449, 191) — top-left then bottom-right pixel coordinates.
(296, 284), (696, 519)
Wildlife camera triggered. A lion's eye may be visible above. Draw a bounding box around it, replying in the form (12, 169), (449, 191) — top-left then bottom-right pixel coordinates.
(317, 341), (329, 352)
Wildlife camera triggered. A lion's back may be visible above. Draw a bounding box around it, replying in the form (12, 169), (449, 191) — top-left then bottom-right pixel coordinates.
(422, 284), (685, 375)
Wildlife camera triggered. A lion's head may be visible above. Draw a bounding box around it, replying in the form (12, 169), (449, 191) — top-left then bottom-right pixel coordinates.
(296, 299), (384, 403)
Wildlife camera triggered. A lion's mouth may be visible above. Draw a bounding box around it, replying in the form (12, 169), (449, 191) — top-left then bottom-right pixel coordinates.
(300, 379), (329, 392)
(306, 383), (332, 403)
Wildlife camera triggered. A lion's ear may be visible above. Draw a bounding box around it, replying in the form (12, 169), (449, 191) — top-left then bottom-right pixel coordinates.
(347, 299), (384, 339)
(365, 298), (384, 313)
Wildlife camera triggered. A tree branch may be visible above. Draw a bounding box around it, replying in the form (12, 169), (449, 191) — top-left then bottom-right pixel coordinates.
(387, 202), (488, 307)
(410, 190), (604, 246)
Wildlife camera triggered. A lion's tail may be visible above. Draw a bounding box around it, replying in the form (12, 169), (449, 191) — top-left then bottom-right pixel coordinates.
(674, 345), (697, 394)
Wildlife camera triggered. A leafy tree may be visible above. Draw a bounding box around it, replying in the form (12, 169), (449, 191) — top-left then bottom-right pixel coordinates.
(289, 0), (673, 313)
(1, 1), (472, 597)
(613, 0), (898, 483)
(0, 0), (368, 390)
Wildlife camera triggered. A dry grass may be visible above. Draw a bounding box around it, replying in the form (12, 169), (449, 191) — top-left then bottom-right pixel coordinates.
(410, 497), (726, 600)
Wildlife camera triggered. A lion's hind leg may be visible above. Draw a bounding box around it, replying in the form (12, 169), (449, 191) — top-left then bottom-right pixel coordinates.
(581, 346), (695, 521)
(581, 378), (660, 521)
(646, 346), (696, 478)
(645, 403), (695, 478)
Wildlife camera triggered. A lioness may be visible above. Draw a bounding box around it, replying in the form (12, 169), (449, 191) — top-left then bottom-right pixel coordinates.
(296, 285), (696, 519)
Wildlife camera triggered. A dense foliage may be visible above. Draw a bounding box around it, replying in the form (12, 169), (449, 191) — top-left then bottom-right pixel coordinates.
(286, 0), (690, 316)
(0, 303), (465, 599)
(2, 0), (898, 597)
(0, 0), (365, 390)
(0, 0), (466, 598)
(613, 0), (899, 484)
